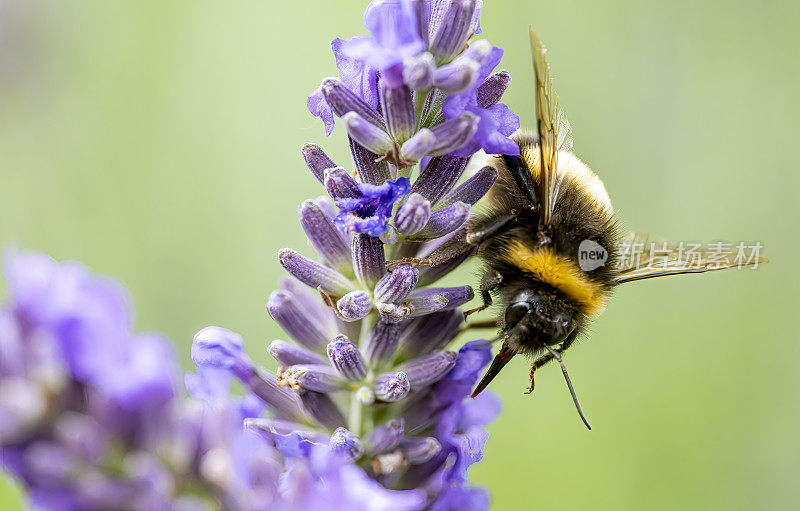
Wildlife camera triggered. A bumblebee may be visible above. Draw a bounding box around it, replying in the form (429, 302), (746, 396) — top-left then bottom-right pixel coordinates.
(408, 29), (764, 429)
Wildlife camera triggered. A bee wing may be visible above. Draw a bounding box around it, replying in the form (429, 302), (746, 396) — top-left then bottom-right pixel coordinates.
(530, 28), (573, 228)
(613, 231), (767, 284)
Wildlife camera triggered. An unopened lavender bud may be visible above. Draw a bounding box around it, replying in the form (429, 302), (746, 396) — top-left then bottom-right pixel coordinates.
(429, 0), (478, 60)
(413, 201), (470, 239)
(278, 248), (355, 296)
(428, 112), (480, 156)
(403, 52), (435, 90)
(401, 437), (441, 464)
(399, 128), (435, 163)
(342, 112), (394, 156)
(406, 285), (474, 316)
(352, 233), (386, 288)
(324, 167), (361, 200)
(374, 264), (419, 304)
(349, 137), (390, 185)
(301, 143), (337, 184)
(364, 418), (405, 454)
(320, 77), (385, 128)
(268, 340), (326, 366)
(410, 155), (469, 204)
(437, 165), (498, 207)
(399, 309), (464, 358)
(374, 371), (411, 402)
(365, 319), (402, 368)
(399, 350), (457, 389)
(191, 326), (251, 379)
(299, 199), (351, 271)
(0, 377), (46, 442)
(329, 427), (364, 461)
(267, 290), (334, 351)
(336, 291), (372, 321)
(380, 82), (416, 142)
(477, 69), (511, 108)
(433, 59), (480, 93)
(285, 364), (347, 393)
(298, 389), (346, 430)
(394, 193), (431, 235)
(327, 335), (368, 381)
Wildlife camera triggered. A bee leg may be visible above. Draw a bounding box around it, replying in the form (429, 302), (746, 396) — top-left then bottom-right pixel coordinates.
(460, 319), (501, 331)
(464, 271), (502, 317)
(524, 330), (579, 394)
(384, 257), (435, 270)
(466, 215), (517, 246)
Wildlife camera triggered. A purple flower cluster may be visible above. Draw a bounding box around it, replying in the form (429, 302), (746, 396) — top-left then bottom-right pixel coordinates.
(307, 0), (519, 236)
(0, 250), (429, 510)
(1, 1), (514, 509)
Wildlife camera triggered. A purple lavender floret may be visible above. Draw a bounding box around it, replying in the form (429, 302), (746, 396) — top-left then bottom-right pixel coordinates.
(334, 176), (411, 236)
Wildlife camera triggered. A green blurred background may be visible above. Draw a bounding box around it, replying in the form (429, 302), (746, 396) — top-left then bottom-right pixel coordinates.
(1, 0), (798, 509)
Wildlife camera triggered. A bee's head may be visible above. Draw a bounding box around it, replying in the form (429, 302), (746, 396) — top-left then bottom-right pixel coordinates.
(504, 289), (576, 346)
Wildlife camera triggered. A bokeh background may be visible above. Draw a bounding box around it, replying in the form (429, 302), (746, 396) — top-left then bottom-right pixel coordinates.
(1, 0), (798, 509)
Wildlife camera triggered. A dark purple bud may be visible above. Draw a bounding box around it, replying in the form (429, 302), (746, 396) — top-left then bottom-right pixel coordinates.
(365, 319), (402, 368)
(268, 340), (326, 366)
(400, 128), (435, 162)
(191, 327), (251, 379)
(342, 112), (394, 156)
(267, 290), (334, 351)
(278, 248), (355, 296)
(403, 52), (435, 90)
(394, 193), (431, 235)
(324, 167), (361, 200)
(399, 350), (457, 389)
(329, 427), (364, 461)
(241, 368), (306, 423)
(374, 371), (411, 402)
(320, 77), (385, 129)
(406, 285), (474, 316)
(437, 165), (498, 207)
(477, 69), (511, 108)
(284, 364), (347, 393)
(413, 201), (470, 239)
(433, 59), (480, 93)
(398, 309), (465, 358)
(327, 335), (368, 381)
(374, 264), (419, 303)
(301, 143), (337, 184)
(352, 234), (386, 288)
(429, 0), (478, 60)
(381, 82), (415, 142)
(349, 137), (390, 185)
(298, 389), (346, 430)
(428, 112), (479, 156)
(401, 437), (441, 464)
(336, 291), (372, 321)
(299, 199), (351, 272)
(364, 418), (405, 454)
(410, 155), (469, 204)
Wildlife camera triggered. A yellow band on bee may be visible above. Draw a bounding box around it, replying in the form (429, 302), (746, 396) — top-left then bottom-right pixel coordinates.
(504, 241), (607, 315)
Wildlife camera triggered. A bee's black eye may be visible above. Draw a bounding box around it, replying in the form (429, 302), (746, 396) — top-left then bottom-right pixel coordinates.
(504, 302), (530, 329)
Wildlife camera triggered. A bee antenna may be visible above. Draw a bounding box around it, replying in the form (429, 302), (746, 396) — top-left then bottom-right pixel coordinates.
(471, 345), (515, 398)
(542, 344), (592, 430)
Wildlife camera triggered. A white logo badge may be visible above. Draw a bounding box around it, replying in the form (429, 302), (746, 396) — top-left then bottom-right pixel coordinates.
(578, 240), (608, 271)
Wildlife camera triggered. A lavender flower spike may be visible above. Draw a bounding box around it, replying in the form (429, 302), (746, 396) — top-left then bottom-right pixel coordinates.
(279, 248), (355, 296)
(336, 290), (372, 321)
